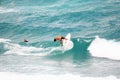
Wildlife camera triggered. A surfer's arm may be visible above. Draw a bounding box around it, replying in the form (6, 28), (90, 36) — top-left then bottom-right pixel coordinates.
(61, 36), (68, 40)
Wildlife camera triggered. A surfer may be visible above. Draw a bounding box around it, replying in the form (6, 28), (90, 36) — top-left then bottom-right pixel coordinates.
(54, 36), (67, 46)
(24, 39), (28, 43)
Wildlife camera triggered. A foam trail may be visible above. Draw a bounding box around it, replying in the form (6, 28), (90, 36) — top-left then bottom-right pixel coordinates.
(0, 38), (44, 56)
(0, 72), (119, 80)
(0, 38), (62, 56)
(0, 38), (11, 42)
(88, 36), (120, 60)
(0, 7), (17, 13)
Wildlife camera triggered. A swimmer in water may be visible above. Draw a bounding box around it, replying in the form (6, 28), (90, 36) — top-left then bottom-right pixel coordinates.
(24, 39), (28, 43)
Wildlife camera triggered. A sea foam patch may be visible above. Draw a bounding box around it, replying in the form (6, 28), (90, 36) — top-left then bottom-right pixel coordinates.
(0, 38), (61, 56)
(88, 36), (120, 60)
(0, 7), (17, 13)
(0, 72), (119, 80)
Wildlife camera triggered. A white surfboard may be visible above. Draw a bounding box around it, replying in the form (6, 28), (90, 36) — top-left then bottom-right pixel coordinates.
(62, 33), (74, 51)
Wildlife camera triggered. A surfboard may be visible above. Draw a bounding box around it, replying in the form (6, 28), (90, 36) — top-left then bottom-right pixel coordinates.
(62, 33), (74, 51)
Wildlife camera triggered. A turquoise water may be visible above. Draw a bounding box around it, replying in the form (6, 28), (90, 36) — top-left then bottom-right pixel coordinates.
(0, 0), (120, 80)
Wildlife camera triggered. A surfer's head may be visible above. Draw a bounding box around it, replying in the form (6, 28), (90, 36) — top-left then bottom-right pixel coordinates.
(54, 38), (56, 42)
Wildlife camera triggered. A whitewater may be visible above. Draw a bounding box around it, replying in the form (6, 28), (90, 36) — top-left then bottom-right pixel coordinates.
(0, 0), (120, 80)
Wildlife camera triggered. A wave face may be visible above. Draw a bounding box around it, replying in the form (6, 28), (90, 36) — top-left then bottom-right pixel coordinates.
(0, 0), (120, 79)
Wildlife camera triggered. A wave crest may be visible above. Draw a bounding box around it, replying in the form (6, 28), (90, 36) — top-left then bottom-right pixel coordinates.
(88, 36), (120, 60)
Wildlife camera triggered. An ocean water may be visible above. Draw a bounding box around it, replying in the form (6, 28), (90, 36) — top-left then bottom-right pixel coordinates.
(0, 0), (120, 80)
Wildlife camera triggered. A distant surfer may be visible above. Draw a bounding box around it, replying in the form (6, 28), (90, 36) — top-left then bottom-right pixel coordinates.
(24, 39), (28, 43)
(54, 36), (67, 46)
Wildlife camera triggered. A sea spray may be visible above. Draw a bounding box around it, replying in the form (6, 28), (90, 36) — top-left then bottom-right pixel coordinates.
(88, 36), (120, 60)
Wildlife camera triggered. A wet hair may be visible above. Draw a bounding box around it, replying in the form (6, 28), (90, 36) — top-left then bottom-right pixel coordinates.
(54, 39), (56, 42)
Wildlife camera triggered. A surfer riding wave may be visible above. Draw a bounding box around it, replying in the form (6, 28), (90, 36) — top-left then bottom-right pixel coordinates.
(54, 36), (67, 46)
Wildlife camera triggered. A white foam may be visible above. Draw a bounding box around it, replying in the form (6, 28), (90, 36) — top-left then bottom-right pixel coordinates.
(88, 36), (120, 60)
(0, 38), (11, 43)
(0, 38), (62, 56)
(0, 7), (17, 13)
(0, 72), (119, 80)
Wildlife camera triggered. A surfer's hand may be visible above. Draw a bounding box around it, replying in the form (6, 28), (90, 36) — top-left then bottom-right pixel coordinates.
(65, 38), (68, 40)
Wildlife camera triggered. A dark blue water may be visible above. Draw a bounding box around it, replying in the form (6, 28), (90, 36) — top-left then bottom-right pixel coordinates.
(0, 0), (120, 80)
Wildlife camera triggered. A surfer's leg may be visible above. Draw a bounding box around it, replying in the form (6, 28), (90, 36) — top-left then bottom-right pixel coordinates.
(60, 41), (63, 46)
